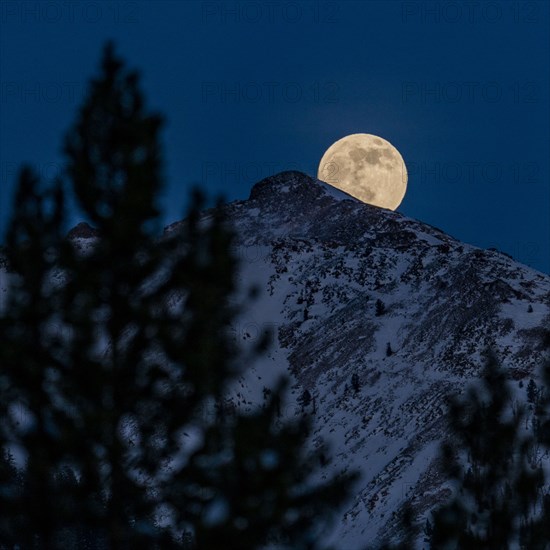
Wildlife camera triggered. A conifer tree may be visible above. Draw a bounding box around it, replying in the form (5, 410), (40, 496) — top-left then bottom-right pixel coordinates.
(375, 299), (385, 317)
(430, 351), (550, 549)
(351, 373), (361, 393)
(0, 43), (357, 549)
(299, 389), (312, 411)
(527, 378), (539, 405)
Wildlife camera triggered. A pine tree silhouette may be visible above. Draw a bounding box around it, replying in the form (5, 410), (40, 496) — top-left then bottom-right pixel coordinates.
(0, 43), (357, 549)
(351, 373), (360, 393)
(527, 378), (538, 405)
(299, 389), (312, 411)
(430, 351), (550, 548)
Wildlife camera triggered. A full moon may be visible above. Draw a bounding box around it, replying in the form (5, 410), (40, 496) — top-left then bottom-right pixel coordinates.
(317, 134), (407, 210)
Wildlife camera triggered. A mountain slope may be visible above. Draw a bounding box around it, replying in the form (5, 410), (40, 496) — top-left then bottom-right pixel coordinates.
(183, 171), (549, 547)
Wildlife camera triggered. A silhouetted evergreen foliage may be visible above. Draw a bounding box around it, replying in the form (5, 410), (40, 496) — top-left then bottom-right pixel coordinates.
(377, 503), (416, 550)
(375, 299), (385, 317)
(351, 373), (360, 393)
(527, 378), (539, 405)
(424, 518), (433, 544)
(429, 351), (550, 549)
(299, 389), (312, 411)
(534, 358), (550, 450)
(0, 43), (357, 549)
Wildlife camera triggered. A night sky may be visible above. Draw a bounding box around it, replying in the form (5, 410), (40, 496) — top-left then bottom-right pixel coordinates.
(1, 1), (549, 273)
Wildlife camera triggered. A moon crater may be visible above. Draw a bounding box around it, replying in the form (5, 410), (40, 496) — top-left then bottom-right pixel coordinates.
(317, 133), (407, 210)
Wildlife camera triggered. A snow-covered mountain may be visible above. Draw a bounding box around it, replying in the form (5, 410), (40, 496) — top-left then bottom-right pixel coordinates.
(1, 170), (549, 547)
(168, 171), (550, 547)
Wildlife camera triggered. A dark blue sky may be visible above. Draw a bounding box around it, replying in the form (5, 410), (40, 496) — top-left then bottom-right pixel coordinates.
(1, 1), (549, 273)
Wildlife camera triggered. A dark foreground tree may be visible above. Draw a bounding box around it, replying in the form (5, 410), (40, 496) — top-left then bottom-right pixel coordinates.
(0, 43), (357, 549)
(430, 351), (550, 549)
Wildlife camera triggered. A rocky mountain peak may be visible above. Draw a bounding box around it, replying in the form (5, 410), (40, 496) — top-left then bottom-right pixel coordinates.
(249, 170), (350, 203)
(231, 171), (447, 252)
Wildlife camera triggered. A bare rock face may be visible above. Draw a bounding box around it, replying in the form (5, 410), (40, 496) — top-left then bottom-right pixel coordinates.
(67, 222), (99, 240)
